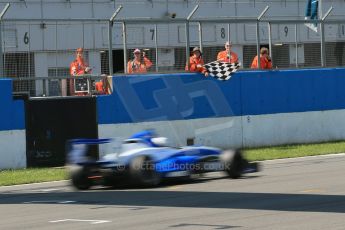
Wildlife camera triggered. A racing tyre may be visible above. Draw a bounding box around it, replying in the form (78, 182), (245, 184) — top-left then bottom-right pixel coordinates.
(221, 149), (244, 179)
(69, 165), (92, 190)
(129, 155), (161, 187)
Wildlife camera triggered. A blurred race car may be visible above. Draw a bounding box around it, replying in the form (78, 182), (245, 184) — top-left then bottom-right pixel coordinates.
(67, 130), (260, 190)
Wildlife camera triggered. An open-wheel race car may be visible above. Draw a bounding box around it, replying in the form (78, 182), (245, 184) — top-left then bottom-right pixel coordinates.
(67, 130), (260, 190)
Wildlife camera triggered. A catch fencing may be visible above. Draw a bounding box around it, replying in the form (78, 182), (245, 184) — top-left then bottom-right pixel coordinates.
(0, 4), (344, 97)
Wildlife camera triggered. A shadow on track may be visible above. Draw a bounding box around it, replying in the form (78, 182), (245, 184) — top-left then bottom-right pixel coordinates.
(1, 179), (345, 214)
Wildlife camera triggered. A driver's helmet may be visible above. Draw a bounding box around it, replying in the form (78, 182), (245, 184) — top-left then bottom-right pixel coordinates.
(129, 130), (158, 147)
(129, 130), (168, 147)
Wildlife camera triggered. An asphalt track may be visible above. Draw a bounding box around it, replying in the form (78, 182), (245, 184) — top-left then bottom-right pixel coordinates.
(1, 154), (345, 230)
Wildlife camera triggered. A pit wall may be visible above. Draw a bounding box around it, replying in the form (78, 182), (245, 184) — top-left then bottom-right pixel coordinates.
(97, 68), (345, 149)
(0, 79), (26, 169)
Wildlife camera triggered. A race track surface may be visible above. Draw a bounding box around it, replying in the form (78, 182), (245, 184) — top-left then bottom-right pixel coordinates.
(1, 154), (345, 230)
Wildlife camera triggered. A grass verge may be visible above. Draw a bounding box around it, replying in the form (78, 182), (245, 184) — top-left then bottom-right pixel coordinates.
(244, 140), (345, 161)
(0, 168), (68, 186)
(2, 140), (345, 186)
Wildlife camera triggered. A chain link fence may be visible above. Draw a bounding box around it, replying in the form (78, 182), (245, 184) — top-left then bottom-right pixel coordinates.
(1, 15), (345, 97)
(1, 19), (110, 96)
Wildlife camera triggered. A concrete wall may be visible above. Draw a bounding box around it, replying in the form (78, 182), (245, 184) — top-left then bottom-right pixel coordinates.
(0, 130), (26, 169)
(97, 68), (345, 148)
(99, 109), (345, 149)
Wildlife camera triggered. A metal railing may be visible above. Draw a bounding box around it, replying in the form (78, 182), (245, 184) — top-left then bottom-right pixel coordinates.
(12, 74), (111, 97)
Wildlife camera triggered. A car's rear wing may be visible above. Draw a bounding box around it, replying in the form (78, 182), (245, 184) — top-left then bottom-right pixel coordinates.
(66, 138), (113, 164)
(68, 138), (113, 145)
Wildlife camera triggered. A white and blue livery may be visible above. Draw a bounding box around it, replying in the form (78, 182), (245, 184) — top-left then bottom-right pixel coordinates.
(67, 130), (260, 190)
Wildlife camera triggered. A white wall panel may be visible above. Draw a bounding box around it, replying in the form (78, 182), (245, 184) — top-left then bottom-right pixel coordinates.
(242, 110), (345, 147)
(0, 130), (26, 169)
(98, 116), (243, 157)
(99, 109), (345, 152)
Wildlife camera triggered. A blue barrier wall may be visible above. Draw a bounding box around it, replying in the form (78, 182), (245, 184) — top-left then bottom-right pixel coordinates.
(97, 68), (345, 124)
(1, 69), (344, 129)
(0, 79), (25, 131)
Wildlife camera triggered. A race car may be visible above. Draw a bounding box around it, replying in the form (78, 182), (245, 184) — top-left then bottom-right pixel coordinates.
(66, 130), (260, 190)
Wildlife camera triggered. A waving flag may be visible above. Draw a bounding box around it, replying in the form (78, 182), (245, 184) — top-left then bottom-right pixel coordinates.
(305, 0), (319, 33)
(204, 61), (241, 81)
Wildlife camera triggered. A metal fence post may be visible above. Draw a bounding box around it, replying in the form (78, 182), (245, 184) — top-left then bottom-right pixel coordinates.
(256, 6), (269, 69)
(108, 21), (114, 75)
(319, 0), (324, 66)
(320, 6), (333, 67)
(185, 22), (190, 70)
(54, 21), (58, 96)
(109, 5), (123, 75)
(154, 24), (158, 72)
(122, 22), (127, 74)
(227, 23), (230, 43)
(255, 22), (261, 69)
(295, 23), (298, 68)
(186, 5), (199, 70)
(268, 22), (272, 66)
(0, 3), (10, 77)
(198, 22), (203, 52)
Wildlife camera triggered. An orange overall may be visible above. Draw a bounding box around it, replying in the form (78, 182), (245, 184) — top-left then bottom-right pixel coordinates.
(251, 56), (272, 69)
(217, 51), (239, 63)
(185, 56), (207, 74)
(127, 57), (153, 74)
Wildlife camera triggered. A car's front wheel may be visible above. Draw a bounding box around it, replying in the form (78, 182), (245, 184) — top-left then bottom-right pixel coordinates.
(220, 149), (245, 179)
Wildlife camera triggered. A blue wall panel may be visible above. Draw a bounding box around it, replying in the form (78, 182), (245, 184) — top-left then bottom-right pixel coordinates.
(97, 68), (345, 124)
(98, 73), (241, 124)
(240, 68), (345, 115)
(0, 79), (25, 130)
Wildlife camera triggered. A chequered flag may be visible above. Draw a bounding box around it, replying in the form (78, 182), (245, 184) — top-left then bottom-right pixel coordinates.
(204, 61), (241, 81)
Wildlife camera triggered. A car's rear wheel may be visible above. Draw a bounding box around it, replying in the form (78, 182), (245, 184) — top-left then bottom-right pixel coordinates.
(69, 165), (92, 190)
(129, 156), (161, 187)
(221, 149), (245, 179)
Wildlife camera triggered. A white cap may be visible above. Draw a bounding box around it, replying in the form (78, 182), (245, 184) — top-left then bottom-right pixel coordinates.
(225, 41), (232, 46)
(133, 48), (141, 53)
